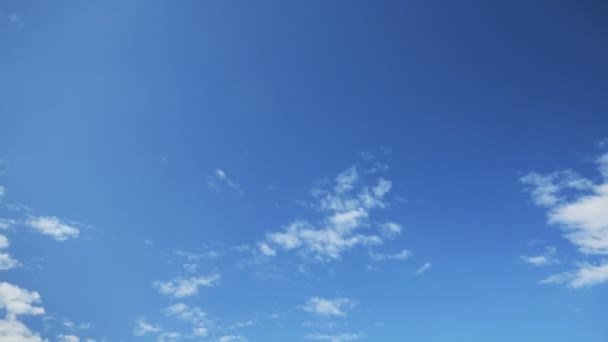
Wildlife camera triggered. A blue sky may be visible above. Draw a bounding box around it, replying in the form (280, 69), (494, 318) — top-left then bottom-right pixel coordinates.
(1, 1), (608, 341)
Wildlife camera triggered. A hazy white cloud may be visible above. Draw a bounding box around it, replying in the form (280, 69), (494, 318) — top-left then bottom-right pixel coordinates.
(0, 319), (44, 342)
(133, 319), (161, 336)
(301, 297), (355, 317)
(306, 333), (363, 342)
(522, 154), (608, 288)
(25, 216), (80, 241)
(415, 262), (432, 276)
(369, 249), (411, 261)
(0, 282), (45, 319)
(380, 222), (402, 238)
(207, 169), (243, 195)
(154, 274), (220, 298)
(520, 246), (559, 266)
(164, 303), (209, 337)
(0, 252), (19, 270)
(262, 166), (403, 261)
(0, 234), (8, 249)
(540, 262), (608, 289)
(0, 185), (5, 198)
(219, 335), (247, 342)
(57, 335), (80, 342)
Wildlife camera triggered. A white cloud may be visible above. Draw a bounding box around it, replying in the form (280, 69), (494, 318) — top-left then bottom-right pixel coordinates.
(520, 246), (559, 266)
(0, 319), (44, 342)
(0, 234), (8, 249)
(57, 335), (80, 342)
(306, 333), (363, 342)
(154, 274), (220, 298)
(133, 319), (161, 336)
(0, 185), (5, 197)
(540, 262), (608, 289)
(207, 169), (243, 195)
(301, 297), (355, 317)
(369, 249), (412, 261)
(157, 331), (180, 342)
(380, 222), (402, 238)
(0, 282), (45, 319)
(25, 216), (80, 241)
(219, 335), (247, 342)
(262, 166), (403, 261)
(164, 303), (209, 337)
(415, 262), (432, 276)
(522, 154), (608, 288)
(0, 252), (19, 270)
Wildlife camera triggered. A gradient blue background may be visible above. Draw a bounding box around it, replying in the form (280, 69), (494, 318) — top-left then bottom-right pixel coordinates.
(1, 1), (608, 341)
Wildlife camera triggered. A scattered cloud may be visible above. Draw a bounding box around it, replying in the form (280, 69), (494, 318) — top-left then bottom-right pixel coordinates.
(133, 319), (161, 336)
(261, 165), (403, 261)
(25, 216), (80, 241)
(207, 169), (244, 195)
(521, 153), (608, 288)
(301, 297), (355, 317)
(164, 303), (209, 337)
(414, 262), (432, 276)
(154, 274), (220, 298)
(0, 185), (5, 198)
(520, 246), (559, 266)
(306, 332), (364, 342)
(369, 249), (412, 261)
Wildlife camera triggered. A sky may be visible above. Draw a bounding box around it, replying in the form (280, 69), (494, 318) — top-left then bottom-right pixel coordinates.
(1, 1), (608, 341)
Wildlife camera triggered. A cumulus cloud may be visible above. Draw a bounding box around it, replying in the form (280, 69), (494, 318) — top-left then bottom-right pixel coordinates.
(207, 169), (243, 195)
(0, 282), (45, 319)
(414, 262), (432, 276)
(306, 333), (363, 342)
(0, 252), (19, 270)
(520, 246), (559, 266)
(57, 335), (81, 342)
(521, 154), (608, 288)
(25, 216), (80, 241)
(0, 319), (44, 342)
(301, 297), (355, 317)
(261, 165), (404, 261)
(154, 274), (220, 298)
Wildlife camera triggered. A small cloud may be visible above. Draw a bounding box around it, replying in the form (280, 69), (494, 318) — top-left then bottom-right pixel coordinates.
(380, 222), (402, 238)
(306, 333), (364, 342)
(369, 249), (412, 261)
(207, 169), (244, 194)
(133, 319), (161, 336)
(520, 246), (559, 266)
(0, 252), (19, 270)
(301, 297), (355, 317)
(25, 216), (80, 241)
(415, 262), (432, 276)
(153, 274), (220, 298)
(540, 262), (608, 289)
(219, 335), (247, 342)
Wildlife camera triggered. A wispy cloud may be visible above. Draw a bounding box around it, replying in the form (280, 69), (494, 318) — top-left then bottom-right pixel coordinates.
(306, 332), (364, 342)
(207, 169), (244, 195)
(521, 153), (608, 288)
(369, 249), (412, 261)
(260, 164), (403, 261)
(154, 274), (220, 298)
(520, 246), (559, 266)
(133, 319), (161, 336)
(301, 297), (355, 317)
(414, 262), (432, 276)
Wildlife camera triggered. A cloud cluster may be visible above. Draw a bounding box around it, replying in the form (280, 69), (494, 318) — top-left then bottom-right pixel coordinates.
(260, 166), (402, 261)
(521, 154), (608, 288)
(0, 282), (46, 342)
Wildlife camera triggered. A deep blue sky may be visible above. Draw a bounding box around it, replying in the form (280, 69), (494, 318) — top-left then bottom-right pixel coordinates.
(1, 1), (608, 342)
